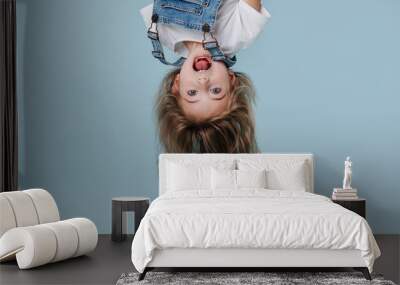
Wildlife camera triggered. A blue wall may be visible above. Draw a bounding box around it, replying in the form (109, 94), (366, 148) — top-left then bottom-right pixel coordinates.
(16, 0), (400, 234)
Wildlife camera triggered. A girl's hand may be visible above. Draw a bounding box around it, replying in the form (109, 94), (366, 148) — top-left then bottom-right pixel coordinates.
(243, 0), (262, 12)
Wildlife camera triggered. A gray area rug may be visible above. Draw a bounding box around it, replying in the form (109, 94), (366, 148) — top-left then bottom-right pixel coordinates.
(116, 272), (396, 285)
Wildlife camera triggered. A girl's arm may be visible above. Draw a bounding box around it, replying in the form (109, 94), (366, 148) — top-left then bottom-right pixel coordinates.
(243, 0), (262, 12)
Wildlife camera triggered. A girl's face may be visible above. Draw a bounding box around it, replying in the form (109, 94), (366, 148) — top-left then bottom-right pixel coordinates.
(172, 43), (236, 123)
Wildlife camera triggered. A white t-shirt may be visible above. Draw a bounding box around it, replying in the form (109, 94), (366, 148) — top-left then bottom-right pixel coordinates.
(140, 0), (271, 58)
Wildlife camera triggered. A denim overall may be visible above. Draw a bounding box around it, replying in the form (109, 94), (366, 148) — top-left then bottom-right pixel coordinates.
(147, 0), (237, 68)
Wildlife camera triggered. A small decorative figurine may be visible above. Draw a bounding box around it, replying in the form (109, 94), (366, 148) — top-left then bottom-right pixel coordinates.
(342, 156), (352, 190)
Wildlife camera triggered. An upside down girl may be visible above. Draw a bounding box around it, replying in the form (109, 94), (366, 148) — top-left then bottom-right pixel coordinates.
(141, 0), (270, 153)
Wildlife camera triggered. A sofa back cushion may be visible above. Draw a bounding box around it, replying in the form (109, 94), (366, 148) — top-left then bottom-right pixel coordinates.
(0, 189), (60, 238)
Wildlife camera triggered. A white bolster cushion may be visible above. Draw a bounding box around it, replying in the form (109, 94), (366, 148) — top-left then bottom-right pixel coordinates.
(64, 218), (98, 257)
(24, 189), (60, 224)
(0, 189), (60, 238)
(42, 221), (79, 262)
(0, 196), (17, 237)
(0, 191), (39, 227)
(0, 218), (98, 269)
(0, 225), (57, 268)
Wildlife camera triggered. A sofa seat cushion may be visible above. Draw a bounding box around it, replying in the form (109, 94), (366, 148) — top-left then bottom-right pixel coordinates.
(0, 218), (97, 269)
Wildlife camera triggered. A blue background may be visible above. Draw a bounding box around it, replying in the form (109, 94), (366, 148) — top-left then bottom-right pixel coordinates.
(16, 0), (400, 234)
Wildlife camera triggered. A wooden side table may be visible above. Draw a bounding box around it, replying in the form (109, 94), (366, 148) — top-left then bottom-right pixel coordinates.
(332, 198), (366, 218)
(112, 197), (149, 242)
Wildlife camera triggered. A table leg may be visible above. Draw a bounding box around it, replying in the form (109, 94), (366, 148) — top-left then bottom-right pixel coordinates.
(112, 201), (127, 242)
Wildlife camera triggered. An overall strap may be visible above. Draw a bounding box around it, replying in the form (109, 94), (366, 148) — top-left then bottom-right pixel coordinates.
(201, 24), (237, 68)
(147, 15), (186, 67)
(147, 14), (237, 68)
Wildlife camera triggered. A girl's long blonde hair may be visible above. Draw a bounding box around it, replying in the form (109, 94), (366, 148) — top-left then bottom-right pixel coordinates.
(155, 69), (258, 153)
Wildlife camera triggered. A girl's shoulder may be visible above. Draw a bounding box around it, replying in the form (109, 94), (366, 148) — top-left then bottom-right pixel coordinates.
(212, 0), (271, 55)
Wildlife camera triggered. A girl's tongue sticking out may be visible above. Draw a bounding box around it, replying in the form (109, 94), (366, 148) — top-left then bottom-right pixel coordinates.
(194, 57), (212, 71)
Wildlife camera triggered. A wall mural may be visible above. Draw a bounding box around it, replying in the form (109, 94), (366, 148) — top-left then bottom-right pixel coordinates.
(141, 0), (270, 153)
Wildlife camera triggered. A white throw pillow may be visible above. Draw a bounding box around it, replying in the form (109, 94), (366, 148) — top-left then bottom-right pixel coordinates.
(167, 162), (210, 191)
(236, 169), (267, 189)
(166, 159), (235, 191)
(211, 169), (268, 190)
(237, 159), (309, 191)
(211, 168), (236, 190)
